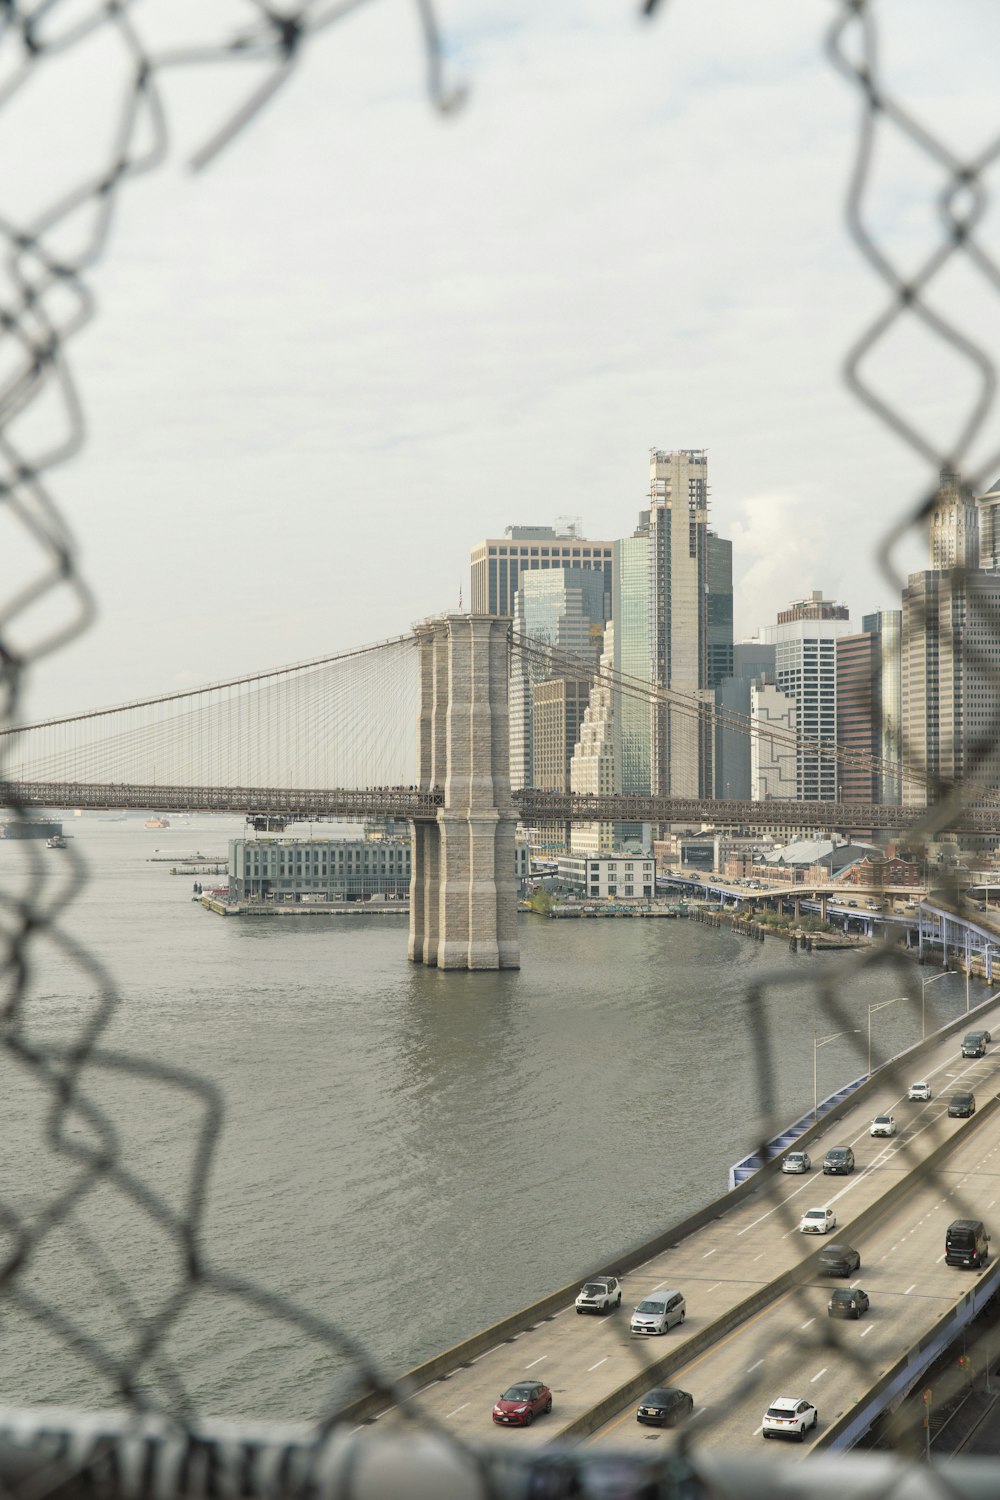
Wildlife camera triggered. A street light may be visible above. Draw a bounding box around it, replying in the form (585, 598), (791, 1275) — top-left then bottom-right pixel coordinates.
(814, 1028), (862, 1123)
(868, 996), (906, 1077)
(921, 969), (954, 1040)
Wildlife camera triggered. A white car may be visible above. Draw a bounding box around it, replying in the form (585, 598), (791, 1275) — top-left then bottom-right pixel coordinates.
(870, 1114), (897, 1137)
(575, 1276), (622, 1314)
(799, 1207), (836, 1234)
(762, 1396), (819, 1441)
(908, 1081), (932, 1101)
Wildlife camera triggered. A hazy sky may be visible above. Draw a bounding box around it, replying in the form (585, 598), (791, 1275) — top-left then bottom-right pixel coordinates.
(6, 0), (1000, 720)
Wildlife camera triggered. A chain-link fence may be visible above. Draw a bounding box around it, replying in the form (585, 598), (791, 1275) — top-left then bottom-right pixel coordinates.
(3, 2), (1000, 1497)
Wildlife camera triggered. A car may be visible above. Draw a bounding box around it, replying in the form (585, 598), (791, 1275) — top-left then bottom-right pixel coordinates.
(636, 1386), (694, 1427)
(818, 1242), (861, 1277)
(782, 1150), (811, 1174)
(575, 1276), (622, 1314)
(983, 1030), (993, 1044)
(946, 1218), (990, 1269)
(908, 1081), (932, 1101)
(800, 1207), (837, 1234)
(962, 1032), (987, 1058)
(948, 1091), (977, 1118)
(822, 1146), (855, 1175)
(630, 1290), (686, 1335)
(492, 1382), (552, 1426)
(870, 1114), (897, 1137)
(762, 1396), (819, 1441)
(829, 1287), (870, 1320)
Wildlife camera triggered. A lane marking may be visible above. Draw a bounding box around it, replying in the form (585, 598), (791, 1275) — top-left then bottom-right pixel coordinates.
(705, 1283), (722, 1293)
(905, 1284), (917, 1295)
(861, 1325), (874, 1338)
(703, 1248), (717, 1258)
(747, 1359), (764, 1372)
(446, 1403), (469, 1418)
(588, 1357), (608, 1372)
(811, 1368), (828, 1383)
(525, 1355), (547, 1368)
(801, 1318), (815, 1329)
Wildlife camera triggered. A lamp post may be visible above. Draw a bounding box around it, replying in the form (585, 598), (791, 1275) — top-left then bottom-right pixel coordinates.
(814, 1029), (861, 1122)
(921, 969), (953, 1040)
(868, 997), (906, 1077)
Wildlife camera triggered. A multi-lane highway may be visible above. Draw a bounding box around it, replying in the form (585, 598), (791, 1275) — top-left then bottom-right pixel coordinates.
(372, 996), (1000, 1453)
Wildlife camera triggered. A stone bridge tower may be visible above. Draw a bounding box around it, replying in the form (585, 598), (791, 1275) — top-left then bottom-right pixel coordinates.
(408, 614), (520, 970)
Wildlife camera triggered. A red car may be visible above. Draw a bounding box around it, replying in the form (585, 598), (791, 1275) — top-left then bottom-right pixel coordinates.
(492, 1381), (553, 1426)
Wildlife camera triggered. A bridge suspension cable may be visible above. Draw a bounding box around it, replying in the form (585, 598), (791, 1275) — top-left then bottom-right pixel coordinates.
(2, 635), (418, 793)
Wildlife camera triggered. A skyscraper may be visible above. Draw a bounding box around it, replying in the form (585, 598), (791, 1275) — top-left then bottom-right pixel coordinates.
(470, 525), (613, 617)
(762, 593), (852, 801)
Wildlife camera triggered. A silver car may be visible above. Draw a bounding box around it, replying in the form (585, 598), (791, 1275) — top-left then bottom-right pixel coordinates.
(782, 1150), (811, 1174)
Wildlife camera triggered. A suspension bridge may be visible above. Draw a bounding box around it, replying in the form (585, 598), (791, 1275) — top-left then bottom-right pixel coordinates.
(1, 614), (990, 969)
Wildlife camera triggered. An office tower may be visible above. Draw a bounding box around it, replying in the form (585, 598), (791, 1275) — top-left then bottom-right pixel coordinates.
(470, 524), (613, 617)
(714, 641), (777, 801)
(763, 593), (852, 801)
(647, 449), (715, 797)
(612, 518), (652, 801)
(509, 568), (605, 790)
(750, 679), (797, 799)
(861, 609), (902, 805)
(836, 631), (877, 803)
(531, 677), (592, 849)
(976, 475), (1000, 570)
(570, 625), (616, 853)
(928, 468), (978, 571)
(706, 533), (735, 689)
(903, 467), (1000, 810)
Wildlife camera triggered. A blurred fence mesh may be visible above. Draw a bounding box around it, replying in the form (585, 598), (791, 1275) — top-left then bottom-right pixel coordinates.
(1, 1), (1000, 1497)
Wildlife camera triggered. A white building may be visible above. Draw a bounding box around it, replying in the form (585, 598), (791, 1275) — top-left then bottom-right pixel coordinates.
(557, 853), (655, 900)
(762, 595), (852, 802)
(750, 680), (798, 800)
(569, 624), (616, 852)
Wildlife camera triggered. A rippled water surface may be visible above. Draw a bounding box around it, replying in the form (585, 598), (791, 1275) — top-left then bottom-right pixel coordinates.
(0, 818), (972, 1421)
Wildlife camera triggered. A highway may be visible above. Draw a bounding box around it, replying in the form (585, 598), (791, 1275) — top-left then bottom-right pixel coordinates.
(371, 997), (1000, 1452)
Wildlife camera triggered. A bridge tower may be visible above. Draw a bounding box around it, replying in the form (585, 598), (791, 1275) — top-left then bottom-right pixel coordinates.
(408, 614), (520, 971)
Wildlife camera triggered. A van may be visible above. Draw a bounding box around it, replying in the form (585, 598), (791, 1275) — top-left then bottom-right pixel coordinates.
(822, 1146), (855, 1176)
(962, 1031), (987, 1058)
(630, 1290), (686, 1335)
(945, 1219), (990, 1269)
(948, 1091), (976, 1117)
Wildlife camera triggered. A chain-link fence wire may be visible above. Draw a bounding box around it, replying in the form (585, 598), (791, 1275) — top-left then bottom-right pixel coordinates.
(2, 1), (1000, 1497)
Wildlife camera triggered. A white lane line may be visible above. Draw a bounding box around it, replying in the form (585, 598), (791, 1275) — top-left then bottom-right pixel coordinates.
(588, 1357), (608, 1372)
(525, 1355), (547, 1368)
(445, 1403), (469, 1419)
(691, 1408), (708, 1421)
(801, 1318), (815, 1329)
(706, 1283), (722, 1293)
(851, 1279), (862, 1288)
(811, 1368), (828, 1383)
(753, 1425), (764, 1436)
(753, 1253), (765, 1262)
(936, 1253), (946, 1263)
(747, 1359), (764, 1372)
(861, 1326), (874, 1338)
(703, 1248), (717, 1258)
(905, 1284), (917, 1295)
(469, 1343), (507, 1364)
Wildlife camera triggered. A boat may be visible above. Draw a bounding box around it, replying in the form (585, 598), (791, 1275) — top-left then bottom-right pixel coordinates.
(144, 817), (170, 830)
(46, 835), (67, 849)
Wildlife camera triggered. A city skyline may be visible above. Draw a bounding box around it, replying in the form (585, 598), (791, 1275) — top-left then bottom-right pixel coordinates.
(8, 4), (998, 725)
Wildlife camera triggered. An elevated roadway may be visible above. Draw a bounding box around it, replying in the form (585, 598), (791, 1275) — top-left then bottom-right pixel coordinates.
(367, 995), (1000, 1453)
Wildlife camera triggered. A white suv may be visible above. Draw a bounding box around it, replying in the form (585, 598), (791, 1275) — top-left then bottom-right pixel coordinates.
(575, 1277), (622, 1314)
(762, 1396), (818, 1441)
(870, 1114), (896, 1137)
(907, 1081), (932, 1101)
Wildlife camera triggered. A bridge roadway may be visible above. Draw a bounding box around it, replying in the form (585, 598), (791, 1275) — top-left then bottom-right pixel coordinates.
(5, 780), (1000, 834)
(370, 998), (1000, 1453)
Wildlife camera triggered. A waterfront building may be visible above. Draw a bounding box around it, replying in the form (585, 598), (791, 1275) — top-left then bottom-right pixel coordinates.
(229, 837), (412, 903)
(762, 593), (852, 801)
(557, 852), (655, 900)
(470, 523), (613, 618)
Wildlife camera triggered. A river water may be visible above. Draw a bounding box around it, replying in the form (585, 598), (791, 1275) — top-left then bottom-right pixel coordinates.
(0, 818), (974, 1424)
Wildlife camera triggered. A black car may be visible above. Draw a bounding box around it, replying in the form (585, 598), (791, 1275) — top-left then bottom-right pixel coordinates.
(828, 1287), (869, 1320)
(636, 1387), (694, 1427)
(823, 1146), (855, 1176)
(948, 1092), (977, 1118)
(818, 1243), (861, 1277)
